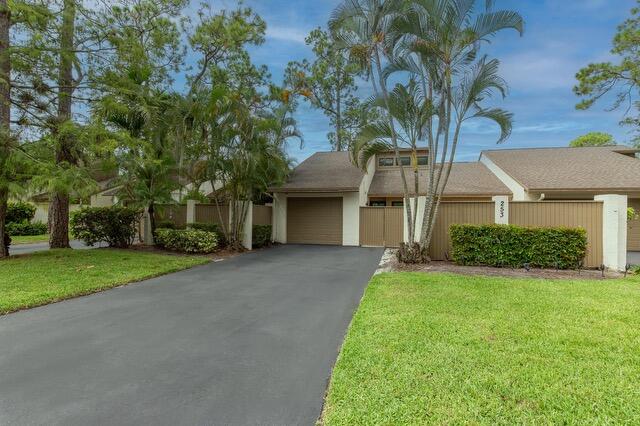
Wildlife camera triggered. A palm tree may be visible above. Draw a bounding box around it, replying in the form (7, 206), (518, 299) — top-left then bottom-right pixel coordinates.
(352, 79), (434, 234)
(335, 0), (523, 262)
(389, 0), (523, 259)
(329, 0), (420, 242)
(96, 68), (181, 235)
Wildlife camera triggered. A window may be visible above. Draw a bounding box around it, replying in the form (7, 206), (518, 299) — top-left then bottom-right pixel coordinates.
(378, 157), (394, 167)
(417, 156), (428, 165)
(370, 200), (387, 207)
(391, 201), (404, 207)
(399, 156), (411, 166)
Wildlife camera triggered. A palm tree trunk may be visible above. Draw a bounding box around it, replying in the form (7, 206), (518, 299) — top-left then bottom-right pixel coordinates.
(50, 0), (76, 249)
(148, 201), (156, 236)
(0, 0), (10, 258)
(373, 47), (414, 243)
(335, 80), (342, 151)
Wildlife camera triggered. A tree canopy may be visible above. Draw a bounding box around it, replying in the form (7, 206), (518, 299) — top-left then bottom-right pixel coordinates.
(569, 132), (616, 147)
(575, 1), (640, 146)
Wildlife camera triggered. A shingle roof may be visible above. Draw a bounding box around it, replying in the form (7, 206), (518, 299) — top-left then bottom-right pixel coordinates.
(273, 151), (364, 192)
(368, 162), (512, 197)
(482, 146), (640, 191)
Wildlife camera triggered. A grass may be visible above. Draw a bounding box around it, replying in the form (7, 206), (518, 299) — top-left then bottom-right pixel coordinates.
(10, 234), (49, 244)
(322, 272), (640, 425)
(0, 249), (209, 315)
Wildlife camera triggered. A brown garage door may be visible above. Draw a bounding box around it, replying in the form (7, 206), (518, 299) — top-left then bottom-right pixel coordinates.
(629, 199), (640, 251)
(287, 197), (343, 245)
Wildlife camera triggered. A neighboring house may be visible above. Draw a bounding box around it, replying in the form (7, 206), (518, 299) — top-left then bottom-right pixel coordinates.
(270, 145), (640, 270)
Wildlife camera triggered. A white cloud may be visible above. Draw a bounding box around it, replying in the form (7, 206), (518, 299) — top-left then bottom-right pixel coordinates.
(513, 121), (588, 133)
(266, 26), (309, 44)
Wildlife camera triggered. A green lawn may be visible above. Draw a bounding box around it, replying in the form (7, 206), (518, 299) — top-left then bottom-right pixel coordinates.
(0, 249), (209, 315)
(10, 234), (49, 245)
(322, 272), (640, 425)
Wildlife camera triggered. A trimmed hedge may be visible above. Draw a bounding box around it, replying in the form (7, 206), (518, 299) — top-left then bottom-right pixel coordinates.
(7, 221), (47, 236)
(154, 228), (218, 253)
(450, 224), (588, 269)
(7, 201), (36, 223)
(252, 225), (272, 248)
(189, 222), (227, 247)
(71, 207), (142, 248)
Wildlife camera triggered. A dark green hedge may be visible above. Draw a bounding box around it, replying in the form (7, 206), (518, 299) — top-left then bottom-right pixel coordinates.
(252, 225), (272, 248)
(449, 224), (588, 269)
(71, 207), (142, 248)
(7, 221), (47, 236)
(7, 201), (37, 223)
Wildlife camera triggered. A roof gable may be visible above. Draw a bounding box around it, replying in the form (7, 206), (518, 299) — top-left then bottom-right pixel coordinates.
(274, 151), (364, 192)
(482, 146), (640, 191)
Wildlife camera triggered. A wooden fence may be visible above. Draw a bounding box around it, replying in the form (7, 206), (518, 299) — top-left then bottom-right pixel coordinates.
(360, 207), (403, 247)
(155, 204), (187, 228)
(428, 202), (494, 260)
(510, 201), (603, 267)
(194, 204), (229, 229)
(629, 199), (640, 251)
(360, 200), (605, 268)
(252, 205), (273, 226)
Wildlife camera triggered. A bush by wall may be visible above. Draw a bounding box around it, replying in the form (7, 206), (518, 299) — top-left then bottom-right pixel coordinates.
(252, 225), (272, 248)
(189, 222), (227, 247)
(71, 207), (142, 248)
(7, 201), (37, 223)
(154, 228), (218, 253)
(6, 221), (48, 236)
(449, 224), (588, 269)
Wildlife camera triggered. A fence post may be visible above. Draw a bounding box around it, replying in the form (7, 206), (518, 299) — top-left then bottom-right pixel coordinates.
(186, 199), (197, 227)
(595, 194), (627, 271)
(492, 196), (509, 225)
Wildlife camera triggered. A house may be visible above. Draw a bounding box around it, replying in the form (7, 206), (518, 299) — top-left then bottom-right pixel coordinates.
(270, 145), (640, 271)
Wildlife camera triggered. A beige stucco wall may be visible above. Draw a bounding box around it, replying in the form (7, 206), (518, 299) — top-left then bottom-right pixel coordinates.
(343, 192), (360, 246)
(272, 193), (287, 243)
(595, 194), (628, 271)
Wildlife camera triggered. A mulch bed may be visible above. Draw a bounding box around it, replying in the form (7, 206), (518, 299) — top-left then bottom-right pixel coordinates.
(380, 249), (624, 280)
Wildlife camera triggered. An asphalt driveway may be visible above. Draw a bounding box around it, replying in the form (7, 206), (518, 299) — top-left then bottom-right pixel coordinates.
(0, 245), (382, 425)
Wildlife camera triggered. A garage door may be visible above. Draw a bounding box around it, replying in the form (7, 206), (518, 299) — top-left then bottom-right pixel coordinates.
(629, 199), (640, 251)
(287, 197), (343, 245)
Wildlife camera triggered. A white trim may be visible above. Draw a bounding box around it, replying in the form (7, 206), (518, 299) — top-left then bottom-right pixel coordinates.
(480, 154), (536, 201)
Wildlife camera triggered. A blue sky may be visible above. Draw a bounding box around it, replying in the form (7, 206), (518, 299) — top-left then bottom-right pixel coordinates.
(213, 0), (636, 163)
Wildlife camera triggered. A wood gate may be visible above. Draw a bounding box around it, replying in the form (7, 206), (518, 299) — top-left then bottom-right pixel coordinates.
(360, 207), (403, 247)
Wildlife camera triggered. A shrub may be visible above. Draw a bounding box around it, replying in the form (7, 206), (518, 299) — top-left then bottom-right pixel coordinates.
(449, 224), (588, 269)
(6, 221), (48, 236)
(190, 222), (227, 247)
(71, 207), (142, 248)
(7, 201), (37, 223)
(154, 229), (218, 253)
(252, 225), (272, 248)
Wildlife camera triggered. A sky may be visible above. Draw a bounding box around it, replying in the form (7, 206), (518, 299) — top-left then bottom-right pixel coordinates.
(212, 0), (637, 164)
